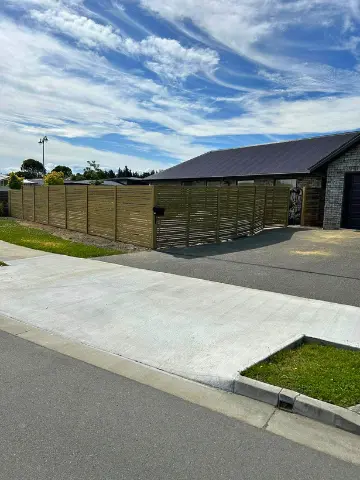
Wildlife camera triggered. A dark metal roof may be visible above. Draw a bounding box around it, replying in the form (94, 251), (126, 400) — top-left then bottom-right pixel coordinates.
(149, 131), (360, 181)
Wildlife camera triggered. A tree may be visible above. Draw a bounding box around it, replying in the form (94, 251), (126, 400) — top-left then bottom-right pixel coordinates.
(44, 171), (64, 185)
(8, 172), (23, 189)
(83, 161), (106, 180)
(107, 169), (115, 178)
(21, 159), (45, 178)
(15, 170), (32, 179)
(53, 165), (72, 178)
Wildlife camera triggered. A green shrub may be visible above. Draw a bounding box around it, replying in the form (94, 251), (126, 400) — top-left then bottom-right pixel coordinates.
(0, 202), (4, 217)
(8, 172), (23, 189)
(44, 171), (64, 185)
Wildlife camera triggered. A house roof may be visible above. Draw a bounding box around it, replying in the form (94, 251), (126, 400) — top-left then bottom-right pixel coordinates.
(148, 131), (360, 181)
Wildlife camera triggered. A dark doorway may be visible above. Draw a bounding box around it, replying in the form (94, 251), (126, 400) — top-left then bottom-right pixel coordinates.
(342, 173), (360, 229)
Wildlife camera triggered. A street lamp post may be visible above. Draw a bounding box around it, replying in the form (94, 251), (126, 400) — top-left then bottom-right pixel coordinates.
(38, 136), (48, 174)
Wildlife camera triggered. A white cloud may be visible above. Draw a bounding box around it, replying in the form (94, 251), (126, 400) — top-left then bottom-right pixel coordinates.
(28, 3), (219, 80)
(122, 36), (219, 79)
(180, 95), (360, 136)
(30, 7), (123, 49)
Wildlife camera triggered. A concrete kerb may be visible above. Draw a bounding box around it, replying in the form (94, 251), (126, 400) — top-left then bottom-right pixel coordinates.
(235, 335), (360, 436)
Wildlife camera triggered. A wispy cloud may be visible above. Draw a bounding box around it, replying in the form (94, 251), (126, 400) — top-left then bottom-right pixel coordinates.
(28, 2), (219, 80)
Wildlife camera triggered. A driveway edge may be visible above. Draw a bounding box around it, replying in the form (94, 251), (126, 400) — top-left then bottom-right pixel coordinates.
(234, 375), (360, 436)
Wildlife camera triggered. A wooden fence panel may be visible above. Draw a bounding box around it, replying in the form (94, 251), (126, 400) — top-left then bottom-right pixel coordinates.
(237, 186), (256, 236)
(23, 187), (35, 221)
(155, 185), (289, 249)
(218, 187), (239, 241)
(253, 186), (266, 233)
(88, 186), (115, 239)
(9, 190), (22, 218)
(117, 186), (153, 247)
(155, 187), (189, 248)
(264, 186), (289, 226)
(189, 187), (218, 246)
(49, 186), (66, 228)
(34, 187), (48, 224)
(301, 187), (325, 227)
(67, 186), (87, 233)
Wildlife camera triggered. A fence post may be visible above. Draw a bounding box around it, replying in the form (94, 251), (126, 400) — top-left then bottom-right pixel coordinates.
(33, 186), (36, 222)
(216, 188), (220, 243)
(86, 186), (89, 234)
(8, 190), (11, 217)
(20, 187), (24, 219)
(186, 188), (191, 247)
(251, 186), (257, 234)
(47, 186), (50, 224)
(151, 186), (157, 249)
(263, 186), (267, 228)
(301, 187), (306, 226)
(63, 185), (67, 229)
(114, 186), (117, 241)
(235, 186), (240, 236)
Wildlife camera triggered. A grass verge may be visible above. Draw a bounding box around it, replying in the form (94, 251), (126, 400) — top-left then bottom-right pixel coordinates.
(0, 219), (124, 258)
(242, 343), (360, 408)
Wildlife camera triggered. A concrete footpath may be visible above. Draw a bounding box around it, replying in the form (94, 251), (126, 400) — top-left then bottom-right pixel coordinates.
(1, 242), (360, 390)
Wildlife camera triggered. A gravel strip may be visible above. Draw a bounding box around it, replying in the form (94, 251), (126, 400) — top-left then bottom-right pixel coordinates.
(16, 220), (146, 252)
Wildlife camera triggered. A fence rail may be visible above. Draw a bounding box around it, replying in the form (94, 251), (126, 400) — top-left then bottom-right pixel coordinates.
(9, 184), (290, 249)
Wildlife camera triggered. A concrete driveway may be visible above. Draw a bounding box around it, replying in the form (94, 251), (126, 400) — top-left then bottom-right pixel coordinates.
(98, 228), (360, 306)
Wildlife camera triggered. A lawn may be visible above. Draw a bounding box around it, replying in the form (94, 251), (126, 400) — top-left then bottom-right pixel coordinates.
(242, 343), (360, 408)
(0, 219), (124, 258)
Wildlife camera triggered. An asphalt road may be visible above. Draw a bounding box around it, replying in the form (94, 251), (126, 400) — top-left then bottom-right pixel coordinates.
(1, 331), (360, 480)
(98, 227), (360, 306)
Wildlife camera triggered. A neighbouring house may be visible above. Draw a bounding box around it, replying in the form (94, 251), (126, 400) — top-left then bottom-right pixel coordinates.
(104, 177), (144, 186)
(0, 174), (9, 187)
(147, 131), (360, 230)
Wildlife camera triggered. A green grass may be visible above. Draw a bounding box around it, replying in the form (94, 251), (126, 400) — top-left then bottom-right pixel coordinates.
(0, 219), (124, 258)
(0, 261), (7, 266)
(242, 343), (360, 407)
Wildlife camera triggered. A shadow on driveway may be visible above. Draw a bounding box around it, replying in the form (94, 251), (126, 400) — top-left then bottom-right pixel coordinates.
(164, 227), (309, 258)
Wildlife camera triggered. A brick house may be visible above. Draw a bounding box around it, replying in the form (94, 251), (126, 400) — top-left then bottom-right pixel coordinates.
(148, 131), (360, 229)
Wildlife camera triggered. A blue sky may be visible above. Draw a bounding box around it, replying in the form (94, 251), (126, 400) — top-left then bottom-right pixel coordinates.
(1, 0), (360, 173)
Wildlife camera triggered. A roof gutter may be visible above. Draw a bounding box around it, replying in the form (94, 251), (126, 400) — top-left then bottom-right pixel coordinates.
(309, 133), (360, 172)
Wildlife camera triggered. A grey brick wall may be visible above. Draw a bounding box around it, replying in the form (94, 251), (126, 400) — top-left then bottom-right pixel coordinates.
(254, 177), (275, 186)
(323, 143), (360, 229)
(296, 176), (323, 188)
